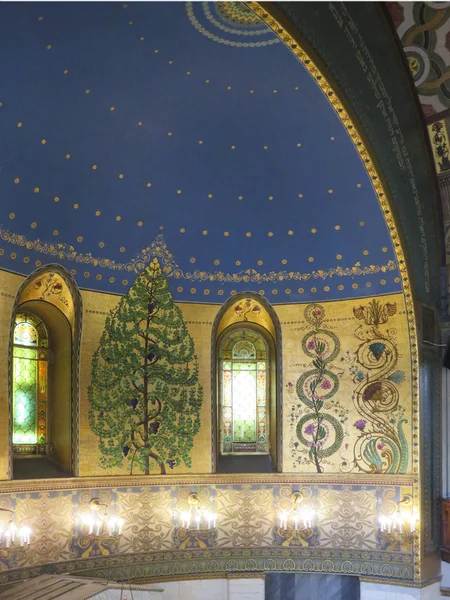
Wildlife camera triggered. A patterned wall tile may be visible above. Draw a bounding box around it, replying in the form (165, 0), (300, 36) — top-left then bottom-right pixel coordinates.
(15, 491), (74, 567)
(317, 488), (378, 549)
(215, 485), (274, 548)
(117, 487), (174, 553)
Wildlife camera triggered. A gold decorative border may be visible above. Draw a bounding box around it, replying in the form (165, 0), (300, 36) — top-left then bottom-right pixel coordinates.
(0, 472), (417, 495)
(0, 228), (398, 284)
(247, 1), (420, 580)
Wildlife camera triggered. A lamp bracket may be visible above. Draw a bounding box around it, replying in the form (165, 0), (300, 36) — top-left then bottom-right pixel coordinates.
(89, 498), (108, 516)
(398, 494), (413, 508)
(292, 492), (304, 505)
(188, 493), (200, 506)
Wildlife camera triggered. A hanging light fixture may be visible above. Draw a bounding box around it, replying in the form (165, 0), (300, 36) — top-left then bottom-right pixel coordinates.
(379, 495), (417, 535)
(171, 493), (217, 530)
(278, 491), (316, 531)
(78, 498), (124, 537)
(0, 507), (31, 548)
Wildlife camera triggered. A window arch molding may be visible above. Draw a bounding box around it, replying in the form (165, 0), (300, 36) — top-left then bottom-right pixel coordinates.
(8, 264), (82, 479)
(211, 292), (282, 473)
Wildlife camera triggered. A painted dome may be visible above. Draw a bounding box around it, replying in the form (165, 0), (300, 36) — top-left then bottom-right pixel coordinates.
(0, 1), (400, 302)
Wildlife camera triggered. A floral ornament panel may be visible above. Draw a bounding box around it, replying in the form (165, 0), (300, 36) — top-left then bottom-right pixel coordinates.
(288, 303), (349, 473)
(283, 293), (411, 474)
(216, 297), (276, 339)
(427, 120), (450, 175)
(19, 272), (74, 330)
(343, 299), (409, 475)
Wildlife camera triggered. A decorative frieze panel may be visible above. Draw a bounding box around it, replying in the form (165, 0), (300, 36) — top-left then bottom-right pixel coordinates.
(0, 480), (415, 584)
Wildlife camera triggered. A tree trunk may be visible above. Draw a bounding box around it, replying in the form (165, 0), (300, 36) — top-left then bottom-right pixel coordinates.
(148, 451), (166, 474)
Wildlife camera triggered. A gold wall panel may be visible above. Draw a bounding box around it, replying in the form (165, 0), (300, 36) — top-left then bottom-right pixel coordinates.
(78, 290), (220, 476)
(0, 269), (413, 484)
(276, 293), (411, 474)
(79, 289), (411, 479)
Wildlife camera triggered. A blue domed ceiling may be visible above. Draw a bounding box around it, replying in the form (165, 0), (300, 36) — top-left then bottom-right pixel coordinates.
(0, 1), (401, 303)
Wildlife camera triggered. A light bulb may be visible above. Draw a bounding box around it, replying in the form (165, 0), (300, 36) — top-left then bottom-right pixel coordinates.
(117, 518), (124, 535)
(180, 511), (190, 529)
(279, 511), (289, 529)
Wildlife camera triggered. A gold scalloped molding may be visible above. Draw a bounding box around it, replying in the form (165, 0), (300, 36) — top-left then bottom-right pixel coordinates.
(247, 1), (420, 580)
(1, 546), (415, 588)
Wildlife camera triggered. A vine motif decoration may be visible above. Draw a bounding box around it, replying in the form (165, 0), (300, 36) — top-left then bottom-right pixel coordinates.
(0, 227), (397, 283)
(32, 273), (70, 307)
(290, 304), (348, 473)
(233, 298), (262, 321)
(341, 299), (408, 475)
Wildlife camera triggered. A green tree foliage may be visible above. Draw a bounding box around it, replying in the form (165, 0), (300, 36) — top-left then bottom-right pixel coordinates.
(88, 259), (203, 475)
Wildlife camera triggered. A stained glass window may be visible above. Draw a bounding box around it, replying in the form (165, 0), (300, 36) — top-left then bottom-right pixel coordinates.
(13, 313), (48, 454)
(220, 329), (268, 454)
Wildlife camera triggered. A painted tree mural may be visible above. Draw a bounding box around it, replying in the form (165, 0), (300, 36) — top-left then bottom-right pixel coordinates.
(88, 259), (203, 475)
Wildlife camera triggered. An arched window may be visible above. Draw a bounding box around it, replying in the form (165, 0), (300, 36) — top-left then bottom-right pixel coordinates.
(12, 313), (49, 455)
(219, 328), (269, 455)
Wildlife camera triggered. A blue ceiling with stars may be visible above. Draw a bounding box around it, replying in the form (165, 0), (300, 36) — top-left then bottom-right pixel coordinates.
(0, 1), (401, 304)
